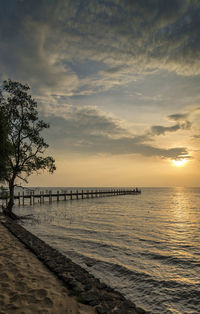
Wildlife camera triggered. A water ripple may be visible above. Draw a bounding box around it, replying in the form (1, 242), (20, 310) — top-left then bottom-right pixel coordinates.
(16, 187), (200, 313)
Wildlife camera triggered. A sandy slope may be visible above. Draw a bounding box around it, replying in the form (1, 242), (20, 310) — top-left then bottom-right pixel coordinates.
(0, 221), (95, 314)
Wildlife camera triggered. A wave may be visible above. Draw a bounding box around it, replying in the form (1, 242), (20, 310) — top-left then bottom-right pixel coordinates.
(140, 251), (200, 268)
(57, 248), (199, 291)
(18, 186), (200, 313)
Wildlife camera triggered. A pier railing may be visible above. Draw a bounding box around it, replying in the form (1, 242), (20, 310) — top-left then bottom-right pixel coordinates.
(0, 188), (141, 206)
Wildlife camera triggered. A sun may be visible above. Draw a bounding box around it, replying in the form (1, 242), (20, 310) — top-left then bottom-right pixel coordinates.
(172, 158), (188, 167)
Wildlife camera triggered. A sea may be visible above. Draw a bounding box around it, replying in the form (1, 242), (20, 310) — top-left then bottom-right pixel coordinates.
(7, 187), (200, 313)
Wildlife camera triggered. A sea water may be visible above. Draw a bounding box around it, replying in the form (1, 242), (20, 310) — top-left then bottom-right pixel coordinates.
(12, 187), (200, 313)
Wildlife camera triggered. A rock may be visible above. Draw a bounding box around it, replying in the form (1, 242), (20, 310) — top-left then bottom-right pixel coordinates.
(68, 279), (77, 289)
(89, 299), (100, 306)
(83, 292), (99, 305)
(75, 274), (87, 283)
(86, 261), (94, 267)
(96, 305), (108, 314)
(73, 285), (84, 295)
(97, 282), (107, 289)
(105, 286), (115, 293)
(135, 307), (146, 314)
(101, 293), (113, 302)
(84, 283), (93, 291)
(123, 300), (136, 309)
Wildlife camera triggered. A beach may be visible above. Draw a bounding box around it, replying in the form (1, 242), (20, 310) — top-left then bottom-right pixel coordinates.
(0, 215), (143, 314)
(0, 218), (95, 314)
(1, 187), (200, 313)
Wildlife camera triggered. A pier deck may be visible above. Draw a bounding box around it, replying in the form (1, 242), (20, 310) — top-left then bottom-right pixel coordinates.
(0, 188), (141, 206)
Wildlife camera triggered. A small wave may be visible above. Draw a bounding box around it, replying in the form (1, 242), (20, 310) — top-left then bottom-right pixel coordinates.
(18, 186), (200, 314)
(42, 229), (135, 256)
(139, 237), (163, 245)
(61, 249), (197, 291)
(141, 251), (198, 268)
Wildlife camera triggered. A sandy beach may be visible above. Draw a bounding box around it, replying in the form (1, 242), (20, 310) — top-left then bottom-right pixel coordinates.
(0, 219), (95, 314)
(0, 215), (144, 314)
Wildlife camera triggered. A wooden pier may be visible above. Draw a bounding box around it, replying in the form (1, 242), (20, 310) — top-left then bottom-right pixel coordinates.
(0, 188), (141, 206)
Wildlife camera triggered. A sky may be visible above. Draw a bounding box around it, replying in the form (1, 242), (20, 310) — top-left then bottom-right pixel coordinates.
(1, 0), (200, 187)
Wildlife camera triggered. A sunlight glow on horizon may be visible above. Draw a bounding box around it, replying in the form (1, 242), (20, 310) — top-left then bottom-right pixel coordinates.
(172, 158), (188, 167)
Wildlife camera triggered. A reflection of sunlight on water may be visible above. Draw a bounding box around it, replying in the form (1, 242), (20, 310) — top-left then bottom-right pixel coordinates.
(165, 187), (199, 260)
(170, 187), (190, 223)
(15, 187), (200, 314)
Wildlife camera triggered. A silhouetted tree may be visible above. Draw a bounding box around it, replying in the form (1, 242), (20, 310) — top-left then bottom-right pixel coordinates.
(0, 103), (12, 181)
(0, 79), (56, 219)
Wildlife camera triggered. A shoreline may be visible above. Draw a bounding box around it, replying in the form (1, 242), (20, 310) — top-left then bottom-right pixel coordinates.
(0, 217), (94, 314)
(1, 215), (148, 313)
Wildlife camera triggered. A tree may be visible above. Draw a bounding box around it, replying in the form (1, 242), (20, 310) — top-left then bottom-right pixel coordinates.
(0, 79), (56, 219)
(0, 100), (13, 181)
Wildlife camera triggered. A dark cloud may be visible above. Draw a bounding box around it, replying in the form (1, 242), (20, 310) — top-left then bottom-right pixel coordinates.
(43, 107), (189, 159)
(168, 113), (189, 121)
(151, 120), (192, 135)
(151, 124), (180, 135)
(1, 0), (200, 96)
(193, 134), (200, 139)
(150, 109), (192, 135)
(44, 106), (128, 139)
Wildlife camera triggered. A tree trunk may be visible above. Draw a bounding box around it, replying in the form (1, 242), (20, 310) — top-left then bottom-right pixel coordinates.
(3, 177), (18, 220)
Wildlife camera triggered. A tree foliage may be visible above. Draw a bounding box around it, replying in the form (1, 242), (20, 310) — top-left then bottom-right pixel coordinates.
(0, 108), (9, 180)
(0, 79), (56, 217)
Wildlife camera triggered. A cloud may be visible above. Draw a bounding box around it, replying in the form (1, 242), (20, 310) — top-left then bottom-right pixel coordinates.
(151, 120), (192, 135)
(193, 134), (200, 139)
(151, 124), (180, 135)
(43, 106), (189, 159)
(168, 113), (189, 121)
(1, 0), (200, 97)
(44, 106), (129, 138)
(0, 11), (79, 96)
(150, 109), (193, 136)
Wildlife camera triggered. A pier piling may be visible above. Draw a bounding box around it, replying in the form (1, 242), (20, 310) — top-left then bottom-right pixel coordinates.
(1, 188), (141, 207)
